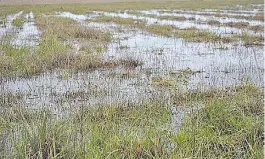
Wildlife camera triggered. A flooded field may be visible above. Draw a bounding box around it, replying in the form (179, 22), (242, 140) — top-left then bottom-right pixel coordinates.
(0, 0), (264, 158)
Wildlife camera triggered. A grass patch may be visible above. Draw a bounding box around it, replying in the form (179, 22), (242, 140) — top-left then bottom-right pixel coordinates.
(36, 16), (111, 42)
(158, 15), (187, 21)
(173, 84), (263, 158)
(238, 32), (264, 46)
(11, 17), (23, 28)
(92, 15), (146, 28)
(146, 24), (234, 43)
(0, 84), (263, 158)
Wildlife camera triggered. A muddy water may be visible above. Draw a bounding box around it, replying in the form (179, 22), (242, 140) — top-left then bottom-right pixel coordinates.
(0, 11), (264, 115)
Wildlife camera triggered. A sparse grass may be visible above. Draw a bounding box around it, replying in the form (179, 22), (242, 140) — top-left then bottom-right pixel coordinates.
(145, 24), (263, 45)
(238, 32), (264, 46)
(36, 16), (111, 42)
(146, 24), (175, 37)
(158, 15), (187, 21)
(0, 84), (263, 158)
(152, 77), (175, 87)
(253, 12), (264, 22)
(109, 69), (138, 78)
(207, 20), (221, 26)
(0, 16), (7, 27)
(249, 25), (264, 32)
(225, 22), (249, 28)
(119, 45), (129, 49)
(92, 15), (146, 28)
(146, 24), (234, 43)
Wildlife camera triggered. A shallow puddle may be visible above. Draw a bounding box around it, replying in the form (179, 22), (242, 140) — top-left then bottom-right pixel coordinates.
(56, 11), (89, 21)
(12, 12), (41, 47)
(0, 11), (23, 39)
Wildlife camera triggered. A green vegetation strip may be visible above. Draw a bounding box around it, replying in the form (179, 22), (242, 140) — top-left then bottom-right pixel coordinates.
(0, 84), (263, 158)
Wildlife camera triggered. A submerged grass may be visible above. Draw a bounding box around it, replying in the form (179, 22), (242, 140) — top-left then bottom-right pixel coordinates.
(0, 84), (263, 158)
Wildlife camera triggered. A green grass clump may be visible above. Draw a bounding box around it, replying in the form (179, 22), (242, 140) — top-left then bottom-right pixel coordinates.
(12, 17), (23, 27)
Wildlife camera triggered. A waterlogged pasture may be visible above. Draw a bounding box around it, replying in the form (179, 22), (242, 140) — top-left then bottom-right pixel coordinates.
(0, 1), (264, 158)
